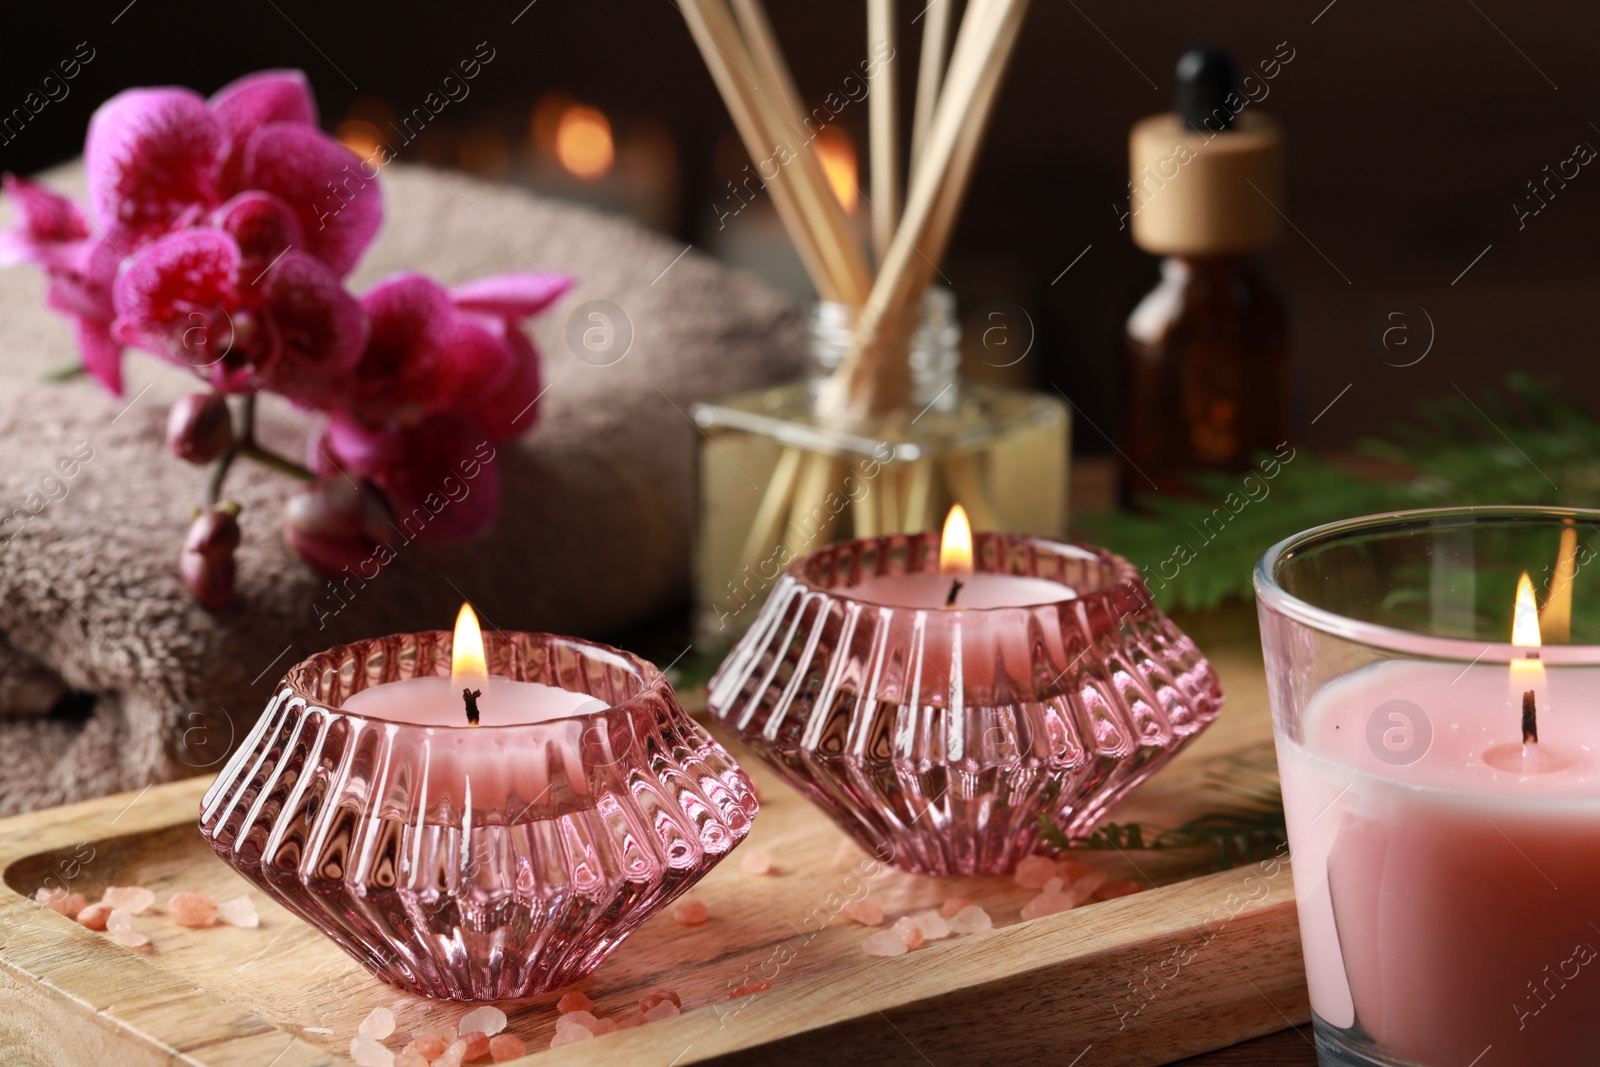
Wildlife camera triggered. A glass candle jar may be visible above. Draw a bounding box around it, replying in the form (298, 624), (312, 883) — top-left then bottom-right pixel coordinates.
(1256, 507), (1600, 1066)
(692, 290), (1070, 647)
(199, 631), (757, 1001)
(708, 529), (1222, 874)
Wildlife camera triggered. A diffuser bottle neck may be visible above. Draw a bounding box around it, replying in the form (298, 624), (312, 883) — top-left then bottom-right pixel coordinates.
(807, 288), (962, 412)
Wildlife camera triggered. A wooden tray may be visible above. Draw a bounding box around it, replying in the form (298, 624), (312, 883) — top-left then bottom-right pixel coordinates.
(0, 642), (1309, 1066)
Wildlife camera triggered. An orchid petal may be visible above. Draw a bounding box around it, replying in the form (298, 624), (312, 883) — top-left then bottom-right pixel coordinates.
(449, 272), (573, 320)
(209, 69), (317, 190)
(255, 250), (366, 408)
(0, 175), (90, 268)
(110, 229), (241, 378)
(242, 123), (381, 276)
(75, 316), (125, 396)
(85, 88), (224, 243)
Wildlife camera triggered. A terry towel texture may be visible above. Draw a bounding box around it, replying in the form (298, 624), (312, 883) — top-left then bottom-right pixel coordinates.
(0, 163), (801, 816)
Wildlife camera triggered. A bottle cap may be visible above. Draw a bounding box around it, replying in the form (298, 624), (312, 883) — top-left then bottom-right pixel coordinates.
(1128, 46), (1283, 255)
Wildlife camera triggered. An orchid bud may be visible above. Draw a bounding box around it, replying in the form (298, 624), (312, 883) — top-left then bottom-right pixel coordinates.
(285, 479), (392, 574)
(167, 393), (235, 464)
(181, 506), (241, 608)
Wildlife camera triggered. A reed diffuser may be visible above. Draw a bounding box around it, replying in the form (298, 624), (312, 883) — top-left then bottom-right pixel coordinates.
(684, 0), (1069, 644)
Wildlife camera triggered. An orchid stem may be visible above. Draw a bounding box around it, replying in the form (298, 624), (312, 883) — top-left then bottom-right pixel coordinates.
(205, 393), (314, 506)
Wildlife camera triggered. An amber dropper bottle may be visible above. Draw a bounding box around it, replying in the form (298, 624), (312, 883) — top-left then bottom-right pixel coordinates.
(1119, 46), (1291, 500)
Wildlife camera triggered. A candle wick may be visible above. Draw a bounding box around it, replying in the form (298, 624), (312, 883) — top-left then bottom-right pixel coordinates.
(945, 578), (964, 607)
(463, 687), (482, 727)
(1522, 688), (1538, 746)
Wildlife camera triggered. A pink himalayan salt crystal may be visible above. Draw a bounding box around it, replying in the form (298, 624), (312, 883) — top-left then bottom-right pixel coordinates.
(740, 849), (773, 876)
(489, 1033), (528, 1061)
(167, 891), (219, 928)
(76, 901), (114, 931)
(642, 999), (681, 1022)
(434, 1039), (470, 1067)
(1041, 876), (1065, 896)
(1096, 879), (1147, 901)
(102, 886), (155, 914)
(947, 904), (994, 935)
(672, 898), (709, 925)
(1055, 859), (1099, 883)
(725, 979), (771, 1000)
(556, 991), (594, 1015)
(1020, 890), (1076, 921)
(909, 910), (952, 941)
(106, 908), (149, 947)
(458, 1005), (507, 1036)
(455, 1031), (491, 1060)
(350, 1035), (394, 1067)
(411, 1024), (458, 1044)
(591, 1018), (619, 1036)
(359, 1006), (397, 1040)
(939, 896), (973, 919)
(35, 887), (88, 916)
(639, 989), (681, 1012)
(1071, 870), (1109, 901)
(1014, 854), (1057, 890)
(395, 1053), (429, 1067)
(891, 916), (925, 950)
(556, 1010), (597, 1033)
(840, 899), (883, 926)
(862, 929), (909, 957)
(403, 1035), (451, 1060)
(550, 1026), (594, 1048)
(217, 896), (259, 928)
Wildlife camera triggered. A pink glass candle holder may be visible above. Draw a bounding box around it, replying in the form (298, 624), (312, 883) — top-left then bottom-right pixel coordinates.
(199, 631), (757, 1001)
(1258, 507), (1600, 1067)
(707, 531), (1222, 875)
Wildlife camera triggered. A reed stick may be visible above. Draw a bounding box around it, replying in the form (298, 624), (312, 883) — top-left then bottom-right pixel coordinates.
(731, 0), (873, 303)
(737, 445), (804, 575)
(680, 0), (844, 300)
(902, 458), (935, 530)
(784, 453), (844, 555)
(942, 453), (999, 530)
(909, 0), (953, 170)
(820, 0), (1030, 420)
(867, 0), (901, 261)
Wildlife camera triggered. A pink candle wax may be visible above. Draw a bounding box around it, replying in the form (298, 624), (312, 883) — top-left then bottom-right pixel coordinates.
(845, 572), (1075, 610)
(836, 572), (1076, 708)
(342, 676), (606, 727)
(1277, 660), (1600, 1065)
(342, 676), (611, 814)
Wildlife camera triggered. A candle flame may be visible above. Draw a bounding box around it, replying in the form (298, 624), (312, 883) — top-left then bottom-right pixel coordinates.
(451, 603), (489, 685)
(1513, 572), (1541, 648)
(939, 505), (974, 575)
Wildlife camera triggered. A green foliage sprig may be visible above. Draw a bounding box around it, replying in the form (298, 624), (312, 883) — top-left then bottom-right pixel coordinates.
(1087, 373), (1595, 612)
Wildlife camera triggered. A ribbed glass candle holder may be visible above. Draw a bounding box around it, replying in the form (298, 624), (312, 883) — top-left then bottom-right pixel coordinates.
(200, 631), (757, 1000)
(707, 532), (1221, 875)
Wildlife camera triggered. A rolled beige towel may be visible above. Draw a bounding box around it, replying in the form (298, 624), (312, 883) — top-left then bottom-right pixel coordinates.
(0, 163), (802, 815)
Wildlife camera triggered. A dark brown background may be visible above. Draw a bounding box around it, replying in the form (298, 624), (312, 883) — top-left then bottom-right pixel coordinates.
(2, 0), (1594, 460)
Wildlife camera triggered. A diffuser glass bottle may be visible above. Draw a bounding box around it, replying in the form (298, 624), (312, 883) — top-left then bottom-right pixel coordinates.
(693, 290), (1069, 646)
(1120, 47), (1292, 498)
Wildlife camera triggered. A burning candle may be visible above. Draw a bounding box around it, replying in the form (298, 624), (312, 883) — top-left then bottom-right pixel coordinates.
(1259, 509), (1600, 1067)
(845, 505), (1077, 609)
(709, 512), (1221, 873)
(201, 619), (758, 1000)
(343, 604), (606, 727)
